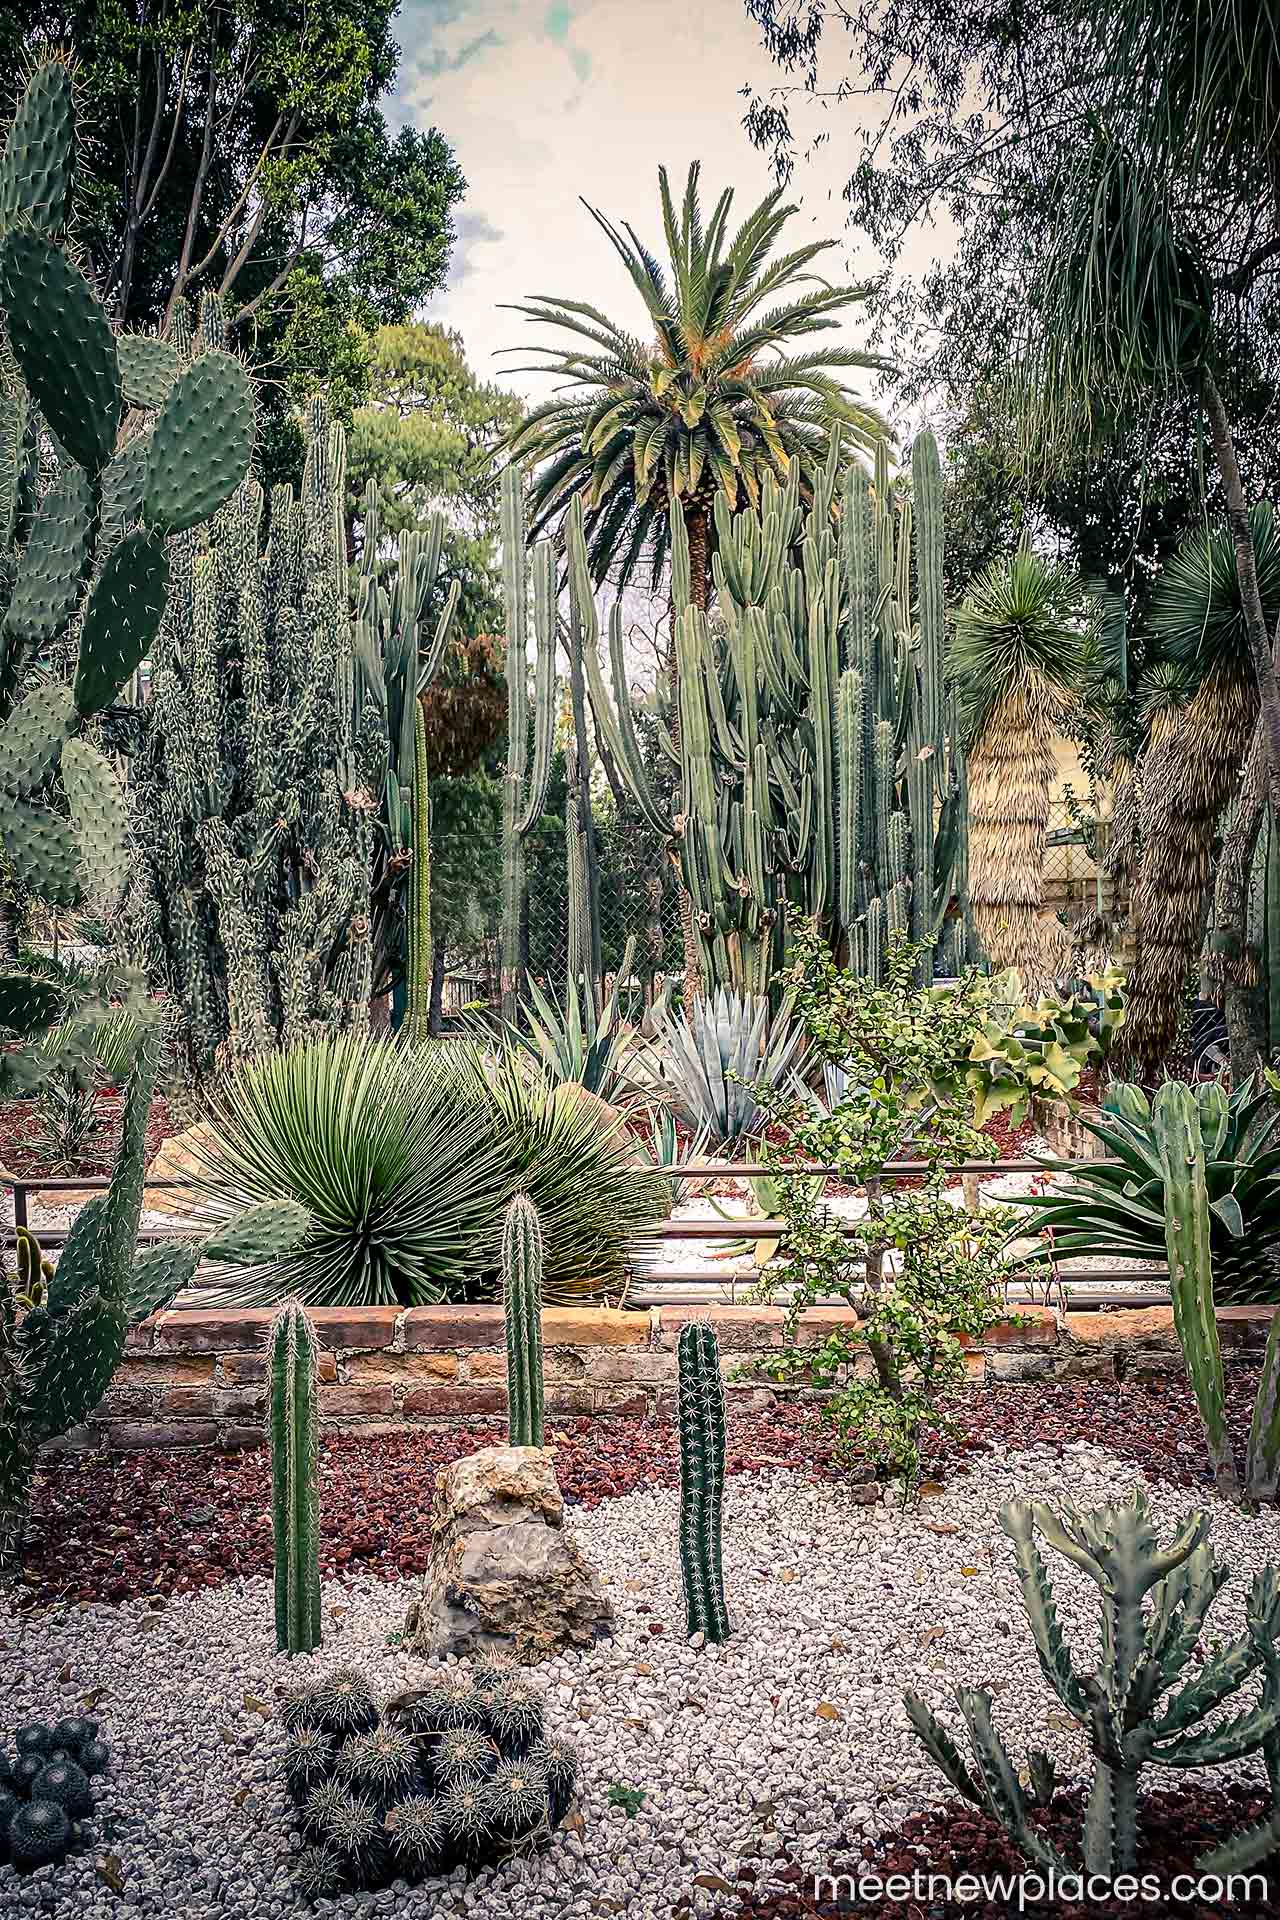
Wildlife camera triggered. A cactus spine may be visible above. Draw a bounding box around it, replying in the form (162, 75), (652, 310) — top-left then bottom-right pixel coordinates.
(907, 1491), (1280, 1879)
(676, 1321), (730, 1643)
(502, 1194), (544, 1448)
(576, 435), (966, 993)
(268, 1302), (322, 1655)
(499, 466), (557, 1019)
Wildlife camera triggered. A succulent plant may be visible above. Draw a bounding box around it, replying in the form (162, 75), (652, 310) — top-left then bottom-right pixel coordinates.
(906, 1490), (1280, 1879)
(49, 1717), (96, 1755)
(487, 1758), (550, 1841)
(498, 464), (558, 1019)
(0, 1785), (18, 1862)
(481, 1676), (544, 1756)
(14, 1724), (52, 1758)
(654, 989), (807, 1152)
(300, 1777), (350, 1842)
(311, 1669), (379, 1741)
(8, 1797), (72, 1870)
(529, 1736), (579, 1828)
(280, 1686), (325, 1734)
(77, 1739), (109, 1779)
(29, 1760), (91, 1818)
(676, 1321), (731, 1644)
(323, 1791), (386, 1884)
(437, 1779), (490, 1864)
(501, 1192), (545, 1449)
(382, 1794), (447, 1875)
(10, 1756), (44, 1797)
(294, 1843), (346, 1901)
(431, 1728), (498, 1790)
(284, 1727), (334, 1804)
(335, 1727), (418, 1807)
(267, 1300), (321, 1656)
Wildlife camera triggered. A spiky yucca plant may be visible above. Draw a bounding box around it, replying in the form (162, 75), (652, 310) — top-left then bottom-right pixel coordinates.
(1123, 506), (1280, 1080)
(653, 989), (807, 1154)
(951, 545), (1093, 988)
(502, 163), (889, 600)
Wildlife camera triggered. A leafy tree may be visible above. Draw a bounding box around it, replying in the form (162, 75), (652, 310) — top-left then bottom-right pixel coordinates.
(5, 0), (466, 478)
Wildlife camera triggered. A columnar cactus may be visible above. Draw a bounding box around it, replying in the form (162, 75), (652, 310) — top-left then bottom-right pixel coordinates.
(501, 1193), (544, 1448)
(499, 465), (557, 1019)
(676, 1321), (730, 1643)
(575, 434), (967, 993)
(268, 1302), (322, 1656)
(907, 1491), (1280, 1879)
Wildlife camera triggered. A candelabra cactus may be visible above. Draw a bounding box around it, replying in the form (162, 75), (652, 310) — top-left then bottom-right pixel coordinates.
(576, 434), (967, 993)
(906, 1490), (1280, 1879)
(676, 1321), (730, 1643)
(1151, 1079), (1280, 1500)
(499, 464), (557, 1018)
(267, 1301), (322, 1656)
(501, 1193), (545, 1448)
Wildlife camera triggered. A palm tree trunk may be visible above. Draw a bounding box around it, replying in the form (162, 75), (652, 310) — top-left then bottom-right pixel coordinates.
(967, 686), (1067, 992)
(669, 499), (710, 1006)
(1202, 369), (1280, 820)
(1207, 715), (1267, 1082)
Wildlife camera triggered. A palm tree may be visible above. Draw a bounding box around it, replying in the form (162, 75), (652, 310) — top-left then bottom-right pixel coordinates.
(950, 545), (1094, 989)
(1121, 506), (1280, 1080)
(502, 162), (888, 609)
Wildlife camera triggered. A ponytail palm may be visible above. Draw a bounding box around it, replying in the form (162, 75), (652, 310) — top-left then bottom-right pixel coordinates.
(951, 546), (1092, 986)
(502, 162), (889, 604)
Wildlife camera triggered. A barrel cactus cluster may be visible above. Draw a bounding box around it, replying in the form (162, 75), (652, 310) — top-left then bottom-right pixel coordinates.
(0, 1712), (110, 1873)
(278, 1664), (578, 1895)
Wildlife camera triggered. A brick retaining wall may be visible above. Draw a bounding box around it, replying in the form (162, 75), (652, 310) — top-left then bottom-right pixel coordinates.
(43, 1301), (1278, 1455)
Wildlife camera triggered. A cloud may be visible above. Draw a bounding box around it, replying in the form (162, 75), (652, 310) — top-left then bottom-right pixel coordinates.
(448, 208), (506, 287)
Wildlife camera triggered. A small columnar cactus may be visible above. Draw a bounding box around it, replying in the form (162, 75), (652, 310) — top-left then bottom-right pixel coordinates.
(676, 1321), (731, 1644)
(501, 1192), (545, 1448)
(267, 1301), (321, 1655)
(906, 1490), (1280, 1880)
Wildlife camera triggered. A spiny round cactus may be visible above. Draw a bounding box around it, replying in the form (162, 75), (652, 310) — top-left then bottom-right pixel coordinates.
(382, 1794), (447, 1876)
(310, 1668), (379, 1740)
(294, 1842), (346, 1900)
(284, 1726), (334, 1804)
(9, 1797), (72, 1870)
(78, 1739), (110, 1779)
(483, 1675), (544, 1755)
(50, 1716), (96, 1754)
(300, 1777), (349, 1842)
(12, 1755), (44, 1797)
(323, 1791), (385, 1882)
(437, 1779), (490, 1863)
(15, 1723), (53, 1758)
(280, 1684), (325, 1733)
(335, 1726), (418, 1806)
(487, 1758), (550, 1841)
(30, 1760), (92, 1819)
(472, 1651), (518, 1695)
(0, 1785), (19, 1862)
(432, 1728), (498, 1790)
(528, 1735), (579, 1827)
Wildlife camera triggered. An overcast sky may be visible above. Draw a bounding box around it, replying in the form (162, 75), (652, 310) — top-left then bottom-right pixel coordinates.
(393, 0), (927, 418)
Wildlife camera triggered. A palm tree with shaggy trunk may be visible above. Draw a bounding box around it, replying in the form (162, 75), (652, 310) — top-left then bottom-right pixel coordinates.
(1122, 507), (1280, 1080)
(501, 162), (888, 998)
(951, 546), (1093, 990)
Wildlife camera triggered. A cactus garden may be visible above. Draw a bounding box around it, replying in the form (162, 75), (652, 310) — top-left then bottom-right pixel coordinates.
(6, 7), (1280, 1915)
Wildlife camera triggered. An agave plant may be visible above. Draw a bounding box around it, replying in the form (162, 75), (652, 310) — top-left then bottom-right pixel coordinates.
(651, 990), (808, 1153)
(187, 1034), (669, 1308)
(486, 938), (642, 1107)
(1012, 1076), (1280, 1304)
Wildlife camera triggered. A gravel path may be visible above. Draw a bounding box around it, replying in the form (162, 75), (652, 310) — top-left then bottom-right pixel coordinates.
(3, 1449), (1278, 1920)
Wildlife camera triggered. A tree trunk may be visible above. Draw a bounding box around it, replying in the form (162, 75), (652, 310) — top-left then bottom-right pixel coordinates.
(670, 500), (709, 1006)
(1207, 716), (1267, 1081)
(1202, 369), (1280, 820)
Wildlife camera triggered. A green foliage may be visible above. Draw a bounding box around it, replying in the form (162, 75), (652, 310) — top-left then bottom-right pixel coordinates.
(906, 1490), (1280, 1879)
(653, 988), (806, 1152)
(504, 160), (887, 590)
(606, 1782), (646, 1819)
(750, 918), (1010, 1483)
(962, 968), (1126, 1128)
(1013, 1075), (1280, 1305)
(268, 1301), (321, 1656)
(493, 936), (642, 1106)
(185, 1034), (669, 1308)
(950, 544), (1096, 751)
(676, 1321), (731, 1644)
(501, 1194), (544, 1449)
(499, 465), (558, 1018)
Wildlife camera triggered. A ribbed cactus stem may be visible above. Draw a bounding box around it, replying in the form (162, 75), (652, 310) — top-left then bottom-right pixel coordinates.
(405, 696), (431, 1043)
(267, 1301), (322, 1656)
(676, 1321), (730, 1644)
(1154, 1084), (1238, 1492)
(502, 1193), (545, 1448)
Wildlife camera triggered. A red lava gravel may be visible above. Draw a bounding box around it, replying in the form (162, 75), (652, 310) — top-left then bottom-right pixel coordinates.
(17, 1366), (1264, 1608)
(0, 1091), (174, 1178)
(733, 1785), (1278, 1917)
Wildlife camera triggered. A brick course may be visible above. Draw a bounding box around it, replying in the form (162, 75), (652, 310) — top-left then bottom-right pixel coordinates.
(42, 1301), (1277, 1454)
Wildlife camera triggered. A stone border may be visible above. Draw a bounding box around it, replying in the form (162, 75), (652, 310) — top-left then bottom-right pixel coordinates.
(49, 1302), (1277, 1454)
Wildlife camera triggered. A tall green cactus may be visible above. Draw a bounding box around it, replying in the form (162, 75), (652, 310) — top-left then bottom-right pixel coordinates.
(267, 1301), (322, 1655)
(499, 465), (557, 1019)
(907, 1491), (1280, 1879)
(577, 435), (966, 993)
(502, 1192), (545, 1448)
(676, 1321), (730, 1644)
(1152, 1077), (1280, 1500)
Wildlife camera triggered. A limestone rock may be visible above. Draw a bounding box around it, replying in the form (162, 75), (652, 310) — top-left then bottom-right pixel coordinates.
(404, 1444), (613, 1661)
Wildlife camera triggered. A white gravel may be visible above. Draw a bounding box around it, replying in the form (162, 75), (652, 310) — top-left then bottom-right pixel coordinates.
(3, 1449), (1278, 1919)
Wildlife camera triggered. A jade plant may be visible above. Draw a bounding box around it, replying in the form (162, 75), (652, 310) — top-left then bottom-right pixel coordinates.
(279, 1663), (578, 1892)
(268, 1301), (322, 1656)
(502, 1192), (545, 1449)
(676, 1320), (731, 1644)
(907, 1490), (1280, 1879)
